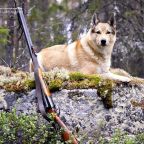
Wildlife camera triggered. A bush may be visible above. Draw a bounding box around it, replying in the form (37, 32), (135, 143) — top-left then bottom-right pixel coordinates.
(0, 109), (63, 144)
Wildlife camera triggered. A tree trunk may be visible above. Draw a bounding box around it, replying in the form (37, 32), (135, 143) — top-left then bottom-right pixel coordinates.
(14, 0), (29, 69)
(6, 0), (15, 67)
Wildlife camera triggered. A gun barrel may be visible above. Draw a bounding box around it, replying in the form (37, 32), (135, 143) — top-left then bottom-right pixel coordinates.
(16, 7), (34, 59)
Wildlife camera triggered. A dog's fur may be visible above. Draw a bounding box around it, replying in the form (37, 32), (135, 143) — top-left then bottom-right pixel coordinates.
(30, 13), (131, 82)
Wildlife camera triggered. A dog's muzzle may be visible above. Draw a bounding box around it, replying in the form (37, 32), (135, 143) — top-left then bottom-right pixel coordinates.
(101, 39), (106, 46)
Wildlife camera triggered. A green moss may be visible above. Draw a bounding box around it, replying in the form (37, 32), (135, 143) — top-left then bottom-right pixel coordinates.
(0, 66), (115, 106)
(69, 72), (86, 81)
(67, 78), (100, 90)
(0, 68), (105, 92)
(67, 80), (89, 89)
(23, 79), (35, 90)
(4, 81), (26, 93)
(97, 80), (114, 108)
(68, 72), (101, 89)
(49, 79), (63, 92)
(86, 74), (101, 84)
(2, 77), (35, 93)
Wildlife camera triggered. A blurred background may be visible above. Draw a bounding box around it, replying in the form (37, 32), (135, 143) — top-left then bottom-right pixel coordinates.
(0, 0), (143, 78)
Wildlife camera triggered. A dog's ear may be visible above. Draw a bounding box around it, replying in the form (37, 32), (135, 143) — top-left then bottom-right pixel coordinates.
(91, 13), (99, 27)
(108, 13), (116, 28)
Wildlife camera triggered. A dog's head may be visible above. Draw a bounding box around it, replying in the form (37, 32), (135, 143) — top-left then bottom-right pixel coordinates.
(88, 13), (116, 53)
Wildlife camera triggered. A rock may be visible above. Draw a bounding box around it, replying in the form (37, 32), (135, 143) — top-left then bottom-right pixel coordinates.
(0, 67), (144, 143)
(105, 114), (112, 122)
(0, 82), (144, 143)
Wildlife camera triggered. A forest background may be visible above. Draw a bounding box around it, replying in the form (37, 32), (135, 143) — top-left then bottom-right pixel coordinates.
(0, 0), (143, 78)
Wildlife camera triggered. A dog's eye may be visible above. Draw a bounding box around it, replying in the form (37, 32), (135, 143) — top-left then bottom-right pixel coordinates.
(106, 31), (111, 34)
(91, 29), (96, 33)
(96, 31), (101, 34)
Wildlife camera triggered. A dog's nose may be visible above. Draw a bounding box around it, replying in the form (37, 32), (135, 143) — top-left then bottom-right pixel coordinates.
(101, 39), (106, 46)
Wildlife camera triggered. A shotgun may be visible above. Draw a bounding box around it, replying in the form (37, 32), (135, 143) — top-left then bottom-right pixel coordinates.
(14, 1), (78, 144)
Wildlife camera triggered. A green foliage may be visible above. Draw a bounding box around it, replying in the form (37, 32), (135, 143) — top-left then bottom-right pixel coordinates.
(109, 129), (134, 144)
(0, 109), (63, 144)
(0, 27), (9, 35)
(69, 72), (100, 82)
(99, 129), (144, 144)
(68, 72), (101, 89)
(0, 66), (115, 108)
(135, 133), (144, 144)
(0, 27), (9, 45)
(0, 27), (9, 60)
(69, 72), (86, 81)
(71, 31), (79, 42)
(3, 80), (27, 93)
(97, 80), (114, 108)
(48, 3), (66, 14)
(88, 0), (101, 13)
(124, 11), (137, 18)
(0, 67), (102, 92)
(28, 1), (67, 49)
(28, 8), (43, 22)
(49, 79), (63, 92)
(24, 78), (36, 90)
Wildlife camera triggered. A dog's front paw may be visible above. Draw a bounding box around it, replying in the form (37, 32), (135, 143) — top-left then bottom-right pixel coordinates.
(102, 72), (131, 82)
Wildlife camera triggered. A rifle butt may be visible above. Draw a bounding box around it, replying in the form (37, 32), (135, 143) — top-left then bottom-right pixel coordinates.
(54, 115), (78, 144)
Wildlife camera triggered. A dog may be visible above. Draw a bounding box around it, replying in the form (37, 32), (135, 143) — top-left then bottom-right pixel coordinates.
(30, 13), (131, 82)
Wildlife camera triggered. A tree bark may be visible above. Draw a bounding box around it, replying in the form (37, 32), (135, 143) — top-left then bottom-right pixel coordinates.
(6, 0), (15, 67)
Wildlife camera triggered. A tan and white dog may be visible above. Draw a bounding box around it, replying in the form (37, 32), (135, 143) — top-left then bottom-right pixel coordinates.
(30, 13), (131, 82)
